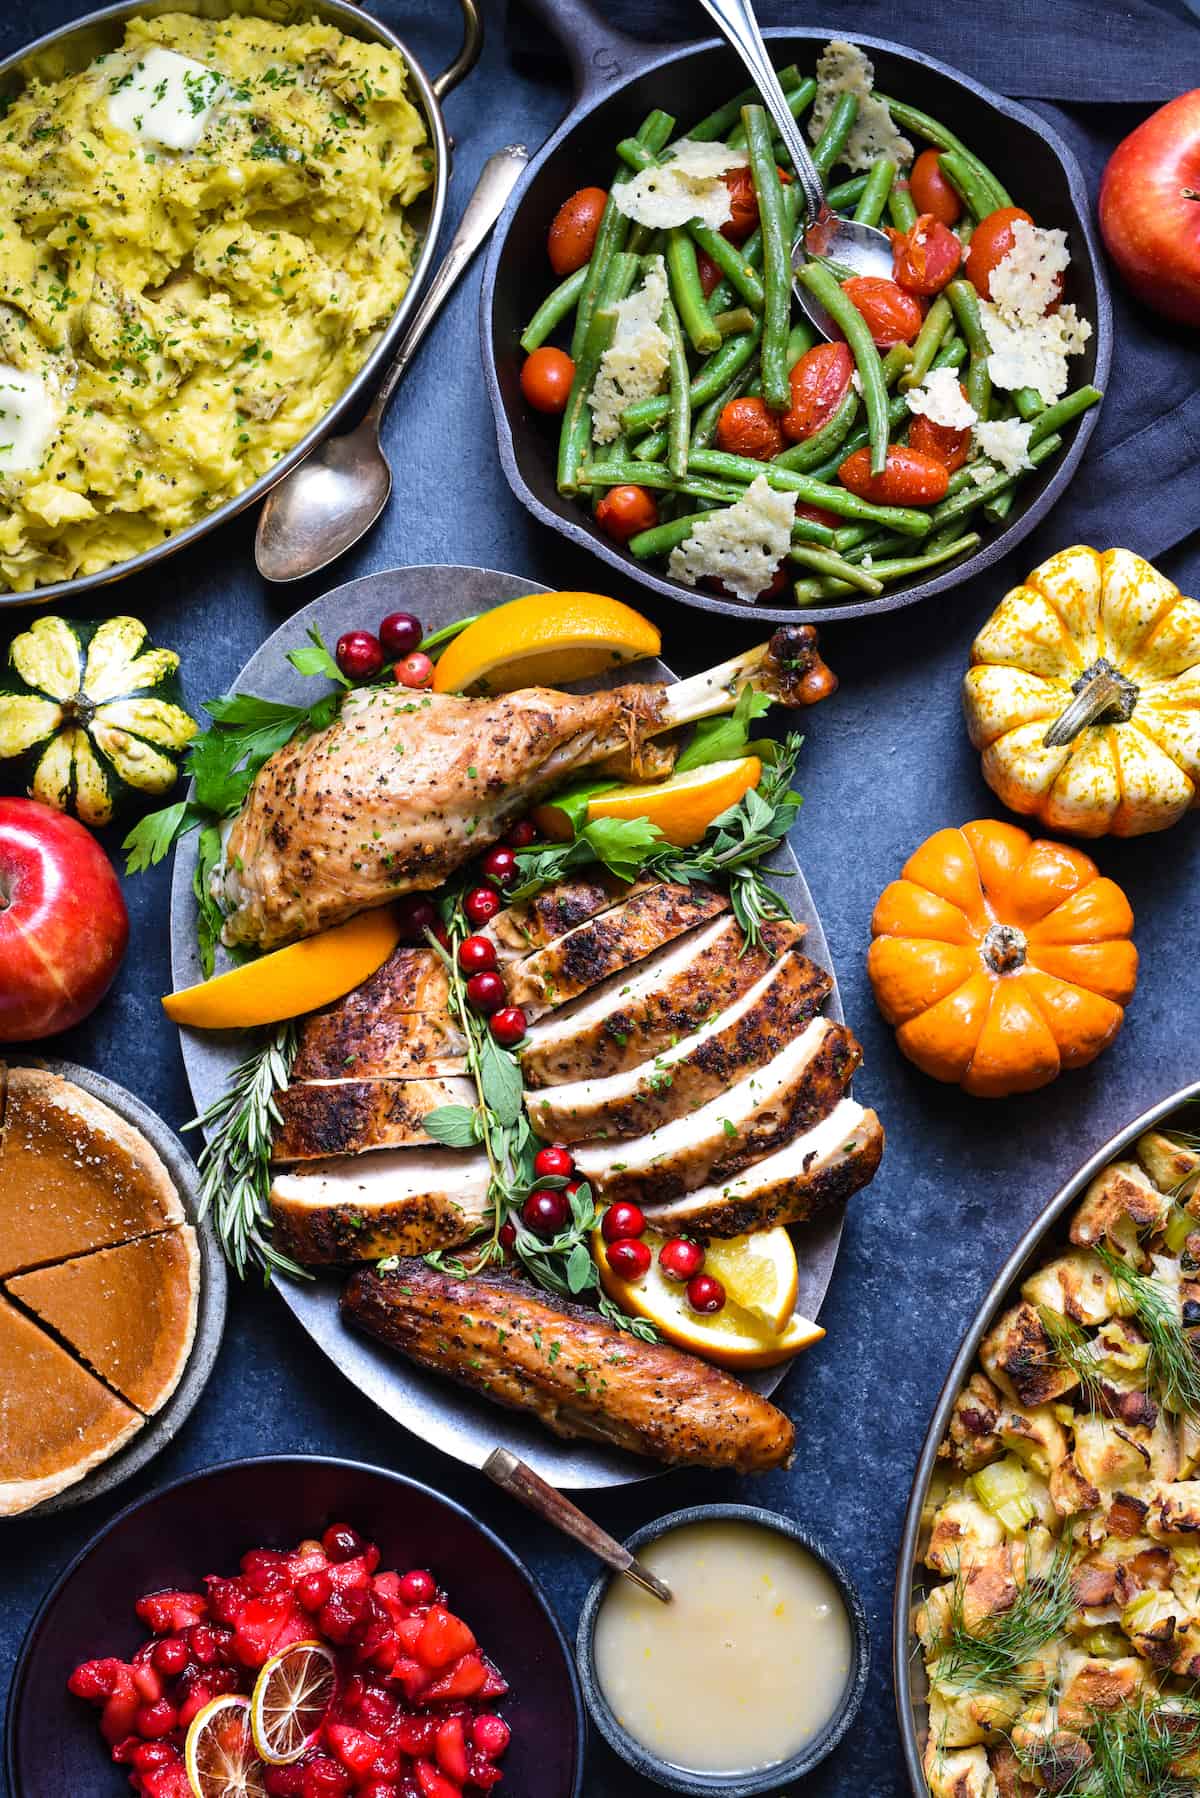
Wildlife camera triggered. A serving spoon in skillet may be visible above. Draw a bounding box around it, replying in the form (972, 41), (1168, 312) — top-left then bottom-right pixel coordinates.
(693, 0), (895, 337)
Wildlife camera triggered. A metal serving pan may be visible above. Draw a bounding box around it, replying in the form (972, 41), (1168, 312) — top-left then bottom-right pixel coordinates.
(0, 0), (481, 609)
(480, 0), (1111, 628)
(893, 1078), (1200, 1798)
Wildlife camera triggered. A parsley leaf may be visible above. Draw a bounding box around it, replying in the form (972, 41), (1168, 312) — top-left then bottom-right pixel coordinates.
(194, 823), (227, 979)
(122, 798), (203, 873)
(286, 625), (350, 688)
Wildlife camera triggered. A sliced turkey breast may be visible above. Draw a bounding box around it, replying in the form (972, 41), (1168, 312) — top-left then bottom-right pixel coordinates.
(506, 882), (729, 1018)
(483, 875), (650, 963)
(272, 1076), (474, 1163)
(528, 950), (829, 1143)
(268, 1149), (489, 1264)
(520, 914), (809, 1086)
(640, 1099), (883, 1236)
(293, 1008), (466, 1082)
(572, 1015), (860, 1205)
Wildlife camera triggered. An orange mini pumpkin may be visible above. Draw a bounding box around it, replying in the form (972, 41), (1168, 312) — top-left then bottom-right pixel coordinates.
(867, 819), (1137, 1099)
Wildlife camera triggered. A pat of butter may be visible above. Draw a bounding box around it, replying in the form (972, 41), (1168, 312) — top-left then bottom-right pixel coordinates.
(107, 46), (225, 152)
(0, 366), (59, 474)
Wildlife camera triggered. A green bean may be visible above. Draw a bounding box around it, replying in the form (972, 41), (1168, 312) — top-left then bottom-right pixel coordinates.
(811, 93), (858, 178)
(786, 320), (817, 366)
(688, 64), (803, 143)
(853, 157), (896, 227)
(775, 388), (859, 472)
(690, 366), (753, 451)
(572, 112), (674, 360)
(621, 318), (763, 434)
(660, 294), (691, 479)
(1014, 387), (1044, 422)
(796, 260), (890, 475)
(728, 77), (816, 153)
(887, 181), (919, 234)
(826, 173), (869, 211)
(687, 222), (766, 311)
(864, 532), (982, 580)
(983, 490), (1014, 524)
(789, 544), (883, 595)
(882, 343), (913, 387)
(714, 307), (757, 337)
(665, 229), (721, 355)
(807, 392), (909, 482)
(1028, 384), (1102, 443)
(520, 266), (588, 354)
(937, 151), (1004, 223)
(682, 449), (932, 534)
(792, 578), (831, 605)
(840, 527), (908, 563)
(557, 253), (638, 496)
(631, 428), (667, 463)
(628, 499), (835, 561)
(930, 434), (1062, 529)
(876, 96), (1012, 208)
(742, 106), (792, 412)
(901, 295), (953, 390)
(946, 278), (991, 418)
(931, 335), (967, 372)
(706, 222), (766, 314)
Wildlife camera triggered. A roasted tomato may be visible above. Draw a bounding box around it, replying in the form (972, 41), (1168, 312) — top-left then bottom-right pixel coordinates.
(794, 501), (842, 531)
(838, 445), (950, 505)
(547, 186), (608, 276)
(715, 396), (786, 460)
(719, 164), (791, 243)
(520, 347), (575, 414)
(909, 151), (962, 226)
(890, 214), (962, 295)
(595, 484), (658, 543)
(840, 276), (925, 348)
(781, 343), (854, 443)
(909, 390), (973, 473)
(965, 206), (1040, 301)
(696, 249), (721, 297)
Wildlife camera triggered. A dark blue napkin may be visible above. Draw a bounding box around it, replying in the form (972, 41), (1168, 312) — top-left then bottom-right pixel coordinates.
(509, 0), (1200, 567)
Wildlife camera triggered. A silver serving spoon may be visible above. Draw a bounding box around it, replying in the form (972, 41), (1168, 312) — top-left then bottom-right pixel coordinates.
(693, 0), (895, 336)
(256, 144), (529, 583)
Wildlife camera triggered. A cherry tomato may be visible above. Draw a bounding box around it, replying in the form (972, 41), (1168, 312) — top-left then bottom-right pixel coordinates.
(601, 1201), (646, 1242)
(696, 249), (721, 297)
(840, 276), (925, 348)
(534, 1144), (574, 1180)
(714, 396), (785, 461)
(464, 886), (501, 927)
(466, 971), (505, 1014)
(396, 651), (434, 689)
(379, 611), (422, 658)
(719, 164), (791, 244)
(705, 562), (790, 604)
(794, 501), (842, 531)
(480, 846), (517, 887)
(520, 346), (575, 415)
(595, 484), (658, 544)
(965, 206), (1036, 301)
(909, 385), (973, 473)
(457, 935), (497, 976)
(489, 1006), (527, 1047)
(607, 1237), (652, 1280)
(336, 630), (383, 682)
(548, 186), (608, 276)
(781, 342), (854, 443)
(838, 444), (950, 506)
(890, 214), (962, 296)
(909, 152), (962, 227)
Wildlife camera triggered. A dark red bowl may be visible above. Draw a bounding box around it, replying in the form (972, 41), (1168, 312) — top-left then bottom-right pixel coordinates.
(6, 1455), (585, 1797)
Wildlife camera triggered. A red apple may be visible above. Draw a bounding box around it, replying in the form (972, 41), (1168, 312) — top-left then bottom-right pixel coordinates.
(0, 798), (128, 1041)
(1099, 89), (1200, 327)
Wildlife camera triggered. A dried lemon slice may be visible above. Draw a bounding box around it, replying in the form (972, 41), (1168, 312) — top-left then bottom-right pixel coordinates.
(184, 1694), (267, 1798)
(250, 1639), (338, 1765)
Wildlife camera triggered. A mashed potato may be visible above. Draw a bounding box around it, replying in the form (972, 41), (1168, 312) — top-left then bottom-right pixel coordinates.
(0, 12), (432, 591)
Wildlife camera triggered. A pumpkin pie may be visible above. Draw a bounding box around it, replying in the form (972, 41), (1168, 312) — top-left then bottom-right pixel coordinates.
(0, 1068), (182, 1276)
(0, 1293), (143, 1516)
(7, 1227), (199, 1415)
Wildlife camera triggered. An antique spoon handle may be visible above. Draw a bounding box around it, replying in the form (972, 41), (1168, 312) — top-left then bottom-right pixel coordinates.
(483, 1448), (672, 1603)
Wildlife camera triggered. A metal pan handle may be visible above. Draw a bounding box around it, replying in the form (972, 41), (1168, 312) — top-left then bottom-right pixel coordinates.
(433, 0), (484, 99)
(516, 0), (644, 104)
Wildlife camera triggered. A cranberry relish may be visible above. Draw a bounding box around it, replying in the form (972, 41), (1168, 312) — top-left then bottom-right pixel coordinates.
(69, 1523), (511, 1798)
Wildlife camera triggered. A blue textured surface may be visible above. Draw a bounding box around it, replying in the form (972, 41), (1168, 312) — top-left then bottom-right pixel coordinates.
(2, 2), (1200, 1794)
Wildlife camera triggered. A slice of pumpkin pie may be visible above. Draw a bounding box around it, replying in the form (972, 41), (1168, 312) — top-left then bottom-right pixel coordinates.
(0, 1068), (182, 1276)
(7, 1228), (199, 1415)
(0, 1294), (143, 1516)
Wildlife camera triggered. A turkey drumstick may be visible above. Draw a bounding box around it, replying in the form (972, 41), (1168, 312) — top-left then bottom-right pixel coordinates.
(219, 626), (835, 951)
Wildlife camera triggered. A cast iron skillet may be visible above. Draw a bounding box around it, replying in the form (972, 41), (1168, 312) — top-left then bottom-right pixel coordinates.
(480, 0), (1112, 627)
(892, 1078), (1200, 1797)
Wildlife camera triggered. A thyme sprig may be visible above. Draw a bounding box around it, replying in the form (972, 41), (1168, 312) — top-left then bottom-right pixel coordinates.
(1095, 1243), (1200, 1415)
(186, 1022), (303, 1280)
(929, 1539), (1075, 1697)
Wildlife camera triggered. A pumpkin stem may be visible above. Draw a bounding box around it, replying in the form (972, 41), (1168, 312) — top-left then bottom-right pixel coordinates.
(1042, 657), (1138, 748)
(982, 922), (1027, 975)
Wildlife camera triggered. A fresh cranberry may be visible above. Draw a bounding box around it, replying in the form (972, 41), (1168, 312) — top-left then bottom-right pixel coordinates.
(601, 1201), (645, 1243)
(151, 1637), (189, 1678)
(504, 818), (538, 848)
(533, 1144), (573, 1180)
(185, 1624), (222, 1665)
(687, 1273), (726, 1313)
(297, 1570), (332, 1613)
(489, 1006), (526, 1048)
(466, 970), (505, 1014)
(466, 1751), (505, 1789)
(135, 1699), (178, 1739)
(457, 935), (497, 975)
(471, 1715), (511, 1757)
(396, 652), (434, 689)
(522, 1189), (569, 1236)
(463, 885), (502, 927)
(322, 1524), (368, 1564)
(336, 630), (384, 683)
(242, 1549), (291, 1596)
(379, 611), (422, 658)
(132, 1741), (175, 1773)
(564, 1178), (586, 1202)
(606, 1237), (651, 1280)
(265, 1768), (307, 1797)
(69, 1659), (124, 1702)
(394, 1714), (438, 1756)
(479, 846), (517, 888)
(398, 1569), (438, 1607)
(498, 1219), (516, 1251)
(326, 1722), (379, 1778)
(660, 1238), (704, 1282)
(394, 895), (438, 943)
(300, 1755), (352, 1797)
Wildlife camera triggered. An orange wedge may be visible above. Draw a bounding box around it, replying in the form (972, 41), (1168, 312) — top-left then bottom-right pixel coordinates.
(587, 756), (762, 847)
(163, 906), (402, 1029)
(592, 1221), (823, 1369)
(432, 592), (661, 695)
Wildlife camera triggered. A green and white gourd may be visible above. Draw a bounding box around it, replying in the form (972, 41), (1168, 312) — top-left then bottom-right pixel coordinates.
(0, 615), (197, 826)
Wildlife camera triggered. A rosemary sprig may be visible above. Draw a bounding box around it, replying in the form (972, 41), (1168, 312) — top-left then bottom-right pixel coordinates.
(929, 1539), (1075, 1696)
(1095, 1243), (1200, 1415)
(186, 1023), (304, 1281)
